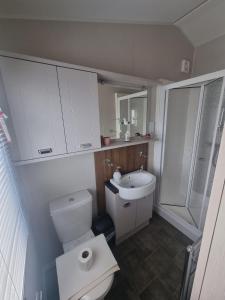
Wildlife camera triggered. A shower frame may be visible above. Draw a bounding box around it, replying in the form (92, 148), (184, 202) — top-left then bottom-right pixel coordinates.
(154, 70), (225, 241)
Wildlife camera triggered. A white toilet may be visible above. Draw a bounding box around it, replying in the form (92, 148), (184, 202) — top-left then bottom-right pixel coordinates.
(49, 190), (114, 300)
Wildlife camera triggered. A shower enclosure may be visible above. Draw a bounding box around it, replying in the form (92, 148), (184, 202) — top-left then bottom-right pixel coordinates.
(155, 74), (225, 239)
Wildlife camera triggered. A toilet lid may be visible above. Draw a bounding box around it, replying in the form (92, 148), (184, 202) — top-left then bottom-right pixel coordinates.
(56, 234), (119, 300)
(63, 232), (113, 299)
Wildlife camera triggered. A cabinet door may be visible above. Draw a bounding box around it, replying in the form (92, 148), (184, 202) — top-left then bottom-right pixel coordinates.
(0, 57), (66, 161)
(136, 194), (153, 228)
(116, 197), (136, 239)
(57, 67), (101, 152)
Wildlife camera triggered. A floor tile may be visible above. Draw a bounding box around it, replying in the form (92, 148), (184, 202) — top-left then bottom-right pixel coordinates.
(108, 214), (188, 300)
(174, 249), (187, 271)
(159, 262), (183, 293)
(122, 260), (157, 293)
(140, 278), (174, 300)
(156, 228), (185, 258)
(106, 277), (140, 300)
(144, 246), (173, 276)
(175, 230), (192, 247)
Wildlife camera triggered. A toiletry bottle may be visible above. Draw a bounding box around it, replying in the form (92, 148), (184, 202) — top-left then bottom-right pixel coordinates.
(113, 167), (121, 184)
(125, 130), (130, 142)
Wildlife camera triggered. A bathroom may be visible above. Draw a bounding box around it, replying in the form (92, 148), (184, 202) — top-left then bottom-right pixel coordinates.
(1, 1), (225, 300)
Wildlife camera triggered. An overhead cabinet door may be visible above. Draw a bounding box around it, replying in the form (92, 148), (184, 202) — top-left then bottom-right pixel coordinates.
(57, 67), (101, 152)
(0, 57), (67, 161)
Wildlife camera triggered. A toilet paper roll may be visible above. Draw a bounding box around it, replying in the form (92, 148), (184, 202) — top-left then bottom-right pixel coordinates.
(78, 248), (93, 271)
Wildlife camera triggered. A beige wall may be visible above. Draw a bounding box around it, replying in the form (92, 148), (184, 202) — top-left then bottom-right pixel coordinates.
(0, 19), (193, 81)
(193, 33), (225, 75)
(16, 153), (97, 267)
(23, 236), (42, 300)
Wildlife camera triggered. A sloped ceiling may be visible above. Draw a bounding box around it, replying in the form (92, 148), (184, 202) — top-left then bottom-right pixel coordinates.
(0, 0), (206, 24)
(176, 0), (225, 47)
(0, 0), (224, 47)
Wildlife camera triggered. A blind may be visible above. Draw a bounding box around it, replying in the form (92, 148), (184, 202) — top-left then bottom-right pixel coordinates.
(0, 128), (28, 300)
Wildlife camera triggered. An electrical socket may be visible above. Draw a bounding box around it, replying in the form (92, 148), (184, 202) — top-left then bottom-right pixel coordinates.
(181, 59), (191, 74)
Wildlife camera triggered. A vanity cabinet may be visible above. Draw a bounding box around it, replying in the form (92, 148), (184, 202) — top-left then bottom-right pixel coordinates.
(105, 185), (153, 243)
(136, 195), (153, 228)
(114, 197), (137, 239)
(0, 57), (67, 161)
(57, 67), (101, 153)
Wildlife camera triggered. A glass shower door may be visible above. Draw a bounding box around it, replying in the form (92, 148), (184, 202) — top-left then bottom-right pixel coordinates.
(159, 87), (201, 224)
(188, 78), (225, 228)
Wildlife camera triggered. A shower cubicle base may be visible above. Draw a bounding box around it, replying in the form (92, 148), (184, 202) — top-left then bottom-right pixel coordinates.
(154, 205), (202, 242)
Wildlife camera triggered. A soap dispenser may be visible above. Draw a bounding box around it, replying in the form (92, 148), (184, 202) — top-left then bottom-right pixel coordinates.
(113, 167), (121, 184)
(124, 130), (130, 142)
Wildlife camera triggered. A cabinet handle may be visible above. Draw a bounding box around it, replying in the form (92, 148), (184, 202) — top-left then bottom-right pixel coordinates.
(123, 202), (131, 208)
(38, 148), (53, 155)
(80, 143), (92, 149)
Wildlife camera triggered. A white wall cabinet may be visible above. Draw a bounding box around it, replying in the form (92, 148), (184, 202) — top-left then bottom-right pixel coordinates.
(57, 67), (101, 153)
(0, 57), (101, 163)
(105, 186), (153, 243)
(0, 57), (67, 161)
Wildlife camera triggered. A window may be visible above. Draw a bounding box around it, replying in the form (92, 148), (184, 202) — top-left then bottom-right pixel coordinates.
(0, 125), (28, 299)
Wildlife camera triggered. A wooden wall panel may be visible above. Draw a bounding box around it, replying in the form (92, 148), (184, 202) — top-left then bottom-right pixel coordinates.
(94, 143), (148, 214)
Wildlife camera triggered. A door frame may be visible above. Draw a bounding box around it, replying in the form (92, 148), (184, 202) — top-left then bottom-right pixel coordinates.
(153, 69), (225, 240)
(153, 69), (225, 298)
(190, 94), (225, 299)
(198, 78), (225, 229)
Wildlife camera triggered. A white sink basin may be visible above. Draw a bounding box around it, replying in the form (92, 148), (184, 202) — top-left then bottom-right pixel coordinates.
(110, 170), (156, 200)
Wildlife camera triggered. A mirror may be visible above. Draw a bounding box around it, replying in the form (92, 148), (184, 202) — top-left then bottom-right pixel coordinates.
(98, 83), (149, 140)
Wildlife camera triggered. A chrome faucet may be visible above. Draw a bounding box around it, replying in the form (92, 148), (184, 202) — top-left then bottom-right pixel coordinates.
(139, 151), (147, 159)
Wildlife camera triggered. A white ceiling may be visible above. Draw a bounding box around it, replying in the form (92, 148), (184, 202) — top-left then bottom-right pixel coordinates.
(0, 0), (224, 47)
(0, 0), (207, 24)
(176, 0), (225, 46)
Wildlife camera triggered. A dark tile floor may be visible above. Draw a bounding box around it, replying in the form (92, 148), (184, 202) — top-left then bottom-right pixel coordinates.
(106, 213), (191, 300)
(46, 213), (191, 300)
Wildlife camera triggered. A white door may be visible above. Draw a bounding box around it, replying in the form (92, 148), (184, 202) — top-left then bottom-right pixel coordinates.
(191, 112), (225, 299)
(0, 57), (67, 161)
(198, 181), (225, 299)
(57, 67), (101, 152)
(136, 194), (153, 228)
